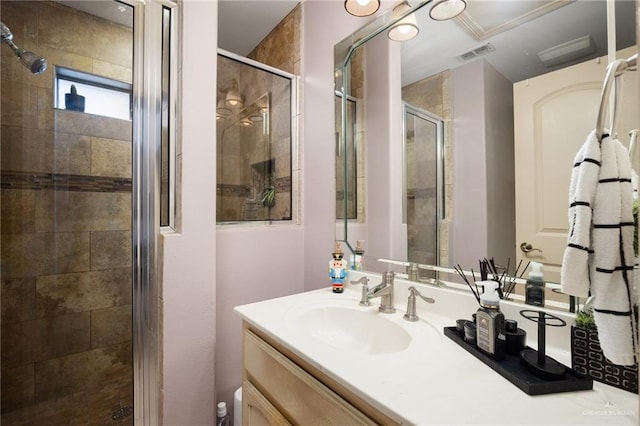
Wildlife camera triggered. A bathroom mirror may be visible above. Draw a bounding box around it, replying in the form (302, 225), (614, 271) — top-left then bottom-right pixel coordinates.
(335, 0), (638, 309)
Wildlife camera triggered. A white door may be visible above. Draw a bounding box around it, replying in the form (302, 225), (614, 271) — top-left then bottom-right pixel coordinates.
(514, 47), (638, 282)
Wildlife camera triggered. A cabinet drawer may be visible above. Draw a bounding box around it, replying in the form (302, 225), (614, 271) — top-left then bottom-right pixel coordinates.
(243, 329), (376, 425)
(243, 380), (291, 426)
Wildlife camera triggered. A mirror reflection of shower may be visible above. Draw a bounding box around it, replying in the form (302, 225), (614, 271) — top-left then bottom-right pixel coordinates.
(217, 82), (269, 130)
(0, 21), (48, 74)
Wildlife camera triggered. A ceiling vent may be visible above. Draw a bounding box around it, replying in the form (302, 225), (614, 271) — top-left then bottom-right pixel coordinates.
(457, 43), (496, 62)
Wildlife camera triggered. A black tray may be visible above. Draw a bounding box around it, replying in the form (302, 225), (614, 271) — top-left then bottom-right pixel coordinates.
(444, 326), (593, 395)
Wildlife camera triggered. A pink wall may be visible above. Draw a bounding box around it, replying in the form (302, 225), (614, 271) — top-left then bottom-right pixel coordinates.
(162, 0), (217, 424)
(451, 60), (488, 267)
(483, 61), (516, 264)
(215, 226), (304, 413)
(450, 59), (515, 267)
(362, 32), (406, 269)
(301, 1), (375, 291)
(214, 1), (377, 418)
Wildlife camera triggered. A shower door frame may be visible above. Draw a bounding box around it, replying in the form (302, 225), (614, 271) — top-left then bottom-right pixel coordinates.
(129, 0), (179, 424)
(216, 48), (298, 225)
(401, 102), (445, 267)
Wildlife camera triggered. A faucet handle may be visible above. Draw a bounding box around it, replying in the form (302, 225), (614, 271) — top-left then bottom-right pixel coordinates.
(350, 276), (372, 306)
(403, 286), (435, 322)
(350, 276), (369, 286)
(358, 285), (372, 306)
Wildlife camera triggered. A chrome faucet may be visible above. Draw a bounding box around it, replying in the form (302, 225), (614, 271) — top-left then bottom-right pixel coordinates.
(367, 272), (396, 313)
(403, 286), (435, 322)
(350, 276), (371, 306)
(407, 263), (419, 282)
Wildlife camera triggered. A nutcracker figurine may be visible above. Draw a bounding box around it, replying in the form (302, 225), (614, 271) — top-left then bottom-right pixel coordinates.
(329, 241), (348, 293)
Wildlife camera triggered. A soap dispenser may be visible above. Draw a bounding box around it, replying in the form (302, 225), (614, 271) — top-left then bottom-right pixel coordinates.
(476, 281), (505, 359)
(352, 240), (365, 271)
(329, 241), (348, 293)
(525, 262), (545, 307)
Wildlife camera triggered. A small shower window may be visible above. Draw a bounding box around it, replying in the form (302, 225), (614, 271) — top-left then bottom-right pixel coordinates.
(55, 66), (132, 120)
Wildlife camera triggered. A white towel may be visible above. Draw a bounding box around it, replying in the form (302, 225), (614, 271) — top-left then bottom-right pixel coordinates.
(561, 130), (638, 366)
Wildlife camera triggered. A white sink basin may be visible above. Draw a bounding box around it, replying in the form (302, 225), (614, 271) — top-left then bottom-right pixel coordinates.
(293, 304), (412, 354)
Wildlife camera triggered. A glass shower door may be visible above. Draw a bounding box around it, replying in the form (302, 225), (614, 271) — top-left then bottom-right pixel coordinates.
(403, 104), (443, 276)
(1, 1), (135, 423)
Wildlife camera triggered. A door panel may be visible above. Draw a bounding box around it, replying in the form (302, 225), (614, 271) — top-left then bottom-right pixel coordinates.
(514, 47), (638, 282)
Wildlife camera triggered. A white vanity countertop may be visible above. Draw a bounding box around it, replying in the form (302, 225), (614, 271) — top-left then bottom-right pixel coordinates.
(235, 273), (638, 425)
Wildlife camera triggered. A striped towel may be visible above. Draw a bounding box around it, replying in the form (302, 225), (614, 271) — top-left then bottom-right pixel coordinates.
(561, 130), (638, 366)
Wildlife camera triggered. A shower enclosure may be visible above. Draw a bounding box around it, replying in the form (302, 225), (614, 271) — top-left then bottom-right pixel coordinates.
(335, 93), (358, 223)
(1, 1), (171, 424)
(403, 103), (444, 276)
(216, 51), (295, 223)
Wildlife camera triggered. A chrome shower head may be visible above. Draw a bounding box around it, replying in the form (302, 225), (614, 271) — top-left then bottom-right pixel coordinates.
(1, 21), (47, 75)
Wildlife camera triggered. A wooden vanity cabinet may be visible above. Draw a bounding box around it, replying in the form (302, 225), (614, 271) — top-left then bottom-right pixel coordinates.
(242, 322), (397, 425)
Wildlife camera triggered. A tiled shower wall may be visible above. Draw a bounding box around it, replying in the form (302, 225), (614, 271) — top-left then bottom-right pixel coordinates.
(1, 2), (133, 422)
(216, 5), (301, 223)
(217, 58), (294, 222)
(402, 71), (452, 266)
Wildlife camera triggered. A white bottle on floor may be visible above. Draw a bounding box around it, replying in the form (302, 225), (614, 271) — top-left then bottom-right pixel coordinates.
(216, 402), (230, 426)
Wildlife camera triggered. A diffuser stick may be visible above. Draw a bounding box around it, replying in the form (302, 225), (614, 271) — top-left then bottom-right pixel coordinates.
(455, 264), (480, 304)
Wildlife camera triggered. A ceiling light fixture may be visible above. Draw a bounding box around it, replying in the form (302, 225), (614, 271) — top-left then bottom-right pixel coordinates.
(239, 117), (253, 127)
(536, 35), (596, 68)
(344, 0), (380, 17)
(429, 0), (467, 21)
(225, 79), (243, 108)
(388, 2), (419, 42)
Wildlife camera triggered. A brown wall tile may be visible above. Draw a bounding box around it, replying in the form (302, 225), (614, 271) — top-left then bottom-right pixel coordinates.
(36, 86), (54, 131)
(54, 110), (132, 142)
(36, 268), (131, 316)
(1, 312), (90, 368)
(91, 137), (132, 178)
(0, 125), (52, 173)
(37, 3), (132, 69)
(92, 59), (132, 84)
(1, 278), (36, 324)
(91, 305), (132, 349)
(52, 132), (92, 175)
(1, 364), (35, 413)
(248, 5), (301, 74)
(0, 127), (92, 176)
(36, 191), (131, 232)
(90, 231), (132, 270)
(1, 189), (36, 234)
(1, 232), (90, 279)
(1, 80), (39, 128)
(34, 341), (132, 404)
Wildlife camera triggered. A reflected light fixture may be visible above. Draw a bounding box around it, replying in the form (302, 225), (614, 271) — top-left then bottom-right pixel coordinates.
(344, 0), (380, 17)
(216, 97), (232, 121)
(239, 117), (253, 127)
(248, 114), (263, 123)
(388, 2), (419, 42)
(225, 79), (243, 108)
(429, 0), (467, 21)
